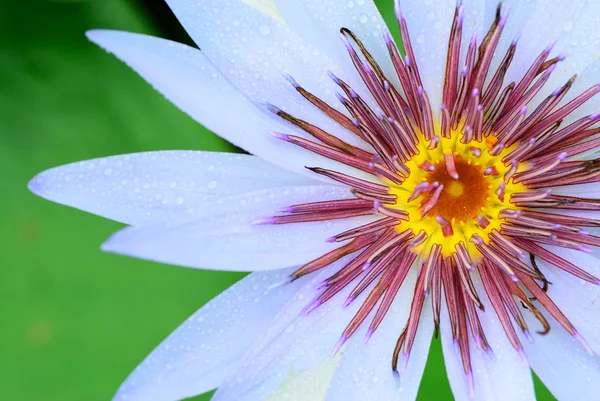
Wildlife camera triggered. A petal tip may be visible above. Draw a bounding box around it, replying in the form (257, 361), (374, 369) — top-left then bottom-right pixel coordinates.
(85, 29), (115, 47)
(100, 233), (124, 254)
(86, 29), (120, 42)
(27, 172), (45, 197)
(27, 170), (57, 201)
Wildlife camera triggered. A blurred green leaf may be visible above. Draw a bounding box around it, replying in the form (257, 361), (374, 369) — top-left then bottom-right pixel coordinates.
(1, 1), (237, 400)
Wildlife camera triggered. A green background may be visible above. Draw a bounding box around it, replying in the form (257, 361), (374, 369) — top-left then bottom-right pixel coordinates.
(1, 0), (554, 400)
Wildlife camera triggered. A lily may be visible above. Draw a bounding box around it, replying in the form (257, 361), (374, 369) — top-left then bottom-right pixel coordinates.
(30, 0), (600, 400)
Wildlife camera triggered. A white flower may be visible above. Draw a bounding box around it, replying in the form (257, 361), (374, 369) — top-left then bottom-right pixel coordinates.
(29, 0), (600, 400)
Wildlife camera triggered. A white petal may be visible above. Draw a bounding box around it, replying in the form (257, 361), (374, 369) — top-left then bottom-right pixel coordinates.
(163, 0), (369, 152)
(442, 279), (536, 401)
(113, 267), (310, 401)
(543, 1), (600, 95)
(103, 185), (378, 271)
(538, 208), (600, 222)
(552, 182), (600, 199)
(483, 0), (537, 84)
(537, 246), (600, 353)
(587, 226), (600, 237)
(556, 58), (600, 125)
(396, 0), (455, 112)
(395, 0), (488, 112)
(87, 30), (372, 181)
(28, 151), (317, 225)
(211, 256), (368, 401)
(496, 0), (600, 104)
(461, 0), (489, 41)
(272, 0), (398, 88)
(523, 313), (600, 401)
(325, 268), (433, 401)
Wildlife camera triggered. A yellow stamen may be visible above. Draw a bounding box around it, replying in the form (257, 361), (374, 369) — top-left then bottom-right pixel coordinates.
(387, 132), (528, 259)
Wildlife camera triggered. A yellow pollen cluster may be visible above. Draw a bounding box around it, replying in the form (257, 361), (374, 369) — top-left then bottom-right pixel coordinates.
(388, 133), (528, 259)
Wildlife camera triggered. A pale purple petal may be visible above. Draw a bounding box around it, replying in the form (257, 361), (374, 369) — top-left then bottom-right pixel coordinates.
(113, 266), (310, 401)
(102, 185), (378, 271)
(552, 182), (600, 198)
(28, 151), (317, 225)
(272, 0), (398, 89)
(325, 268), (433, 401)
(163, 0), (370, 152)
(482, 0), (537, 84)
(397, 0), (464, 112)
(86, 30), (373, 181)
(542, 209), (600, 222)
(211, 255), (367, 401)
(537, 246), (600, 353)
(556, 58), (600, 125)
(493, 0), (600, 104)
(442, 279), (536, 401)
(524, 313), (600, 401)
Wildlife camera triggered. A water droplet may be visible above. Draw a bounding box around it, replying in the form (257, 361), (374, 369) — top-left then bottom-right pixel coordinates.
(103, 168), (112, 176)
(207, 180), (217, 189)
(258, 25), (271, 35)
(563, 21), (574, 31)
(175, 197), (184, 205)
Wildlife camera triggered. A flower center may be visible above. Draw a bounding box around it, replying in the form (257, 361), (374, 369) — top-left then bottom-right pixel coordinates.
(422, 157), (487, 220)
(387, 134), (526, 258)
(445, 180), (465, 198)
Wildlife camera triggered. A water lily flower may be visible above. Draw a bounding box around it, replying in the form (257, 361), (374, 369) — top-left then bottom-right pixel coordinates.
(29, 0), (600, 400)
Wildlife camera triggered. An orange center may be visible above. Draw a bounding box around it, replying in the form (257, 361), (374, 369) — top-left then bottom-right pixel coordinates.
(423, 156), (490, 222)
